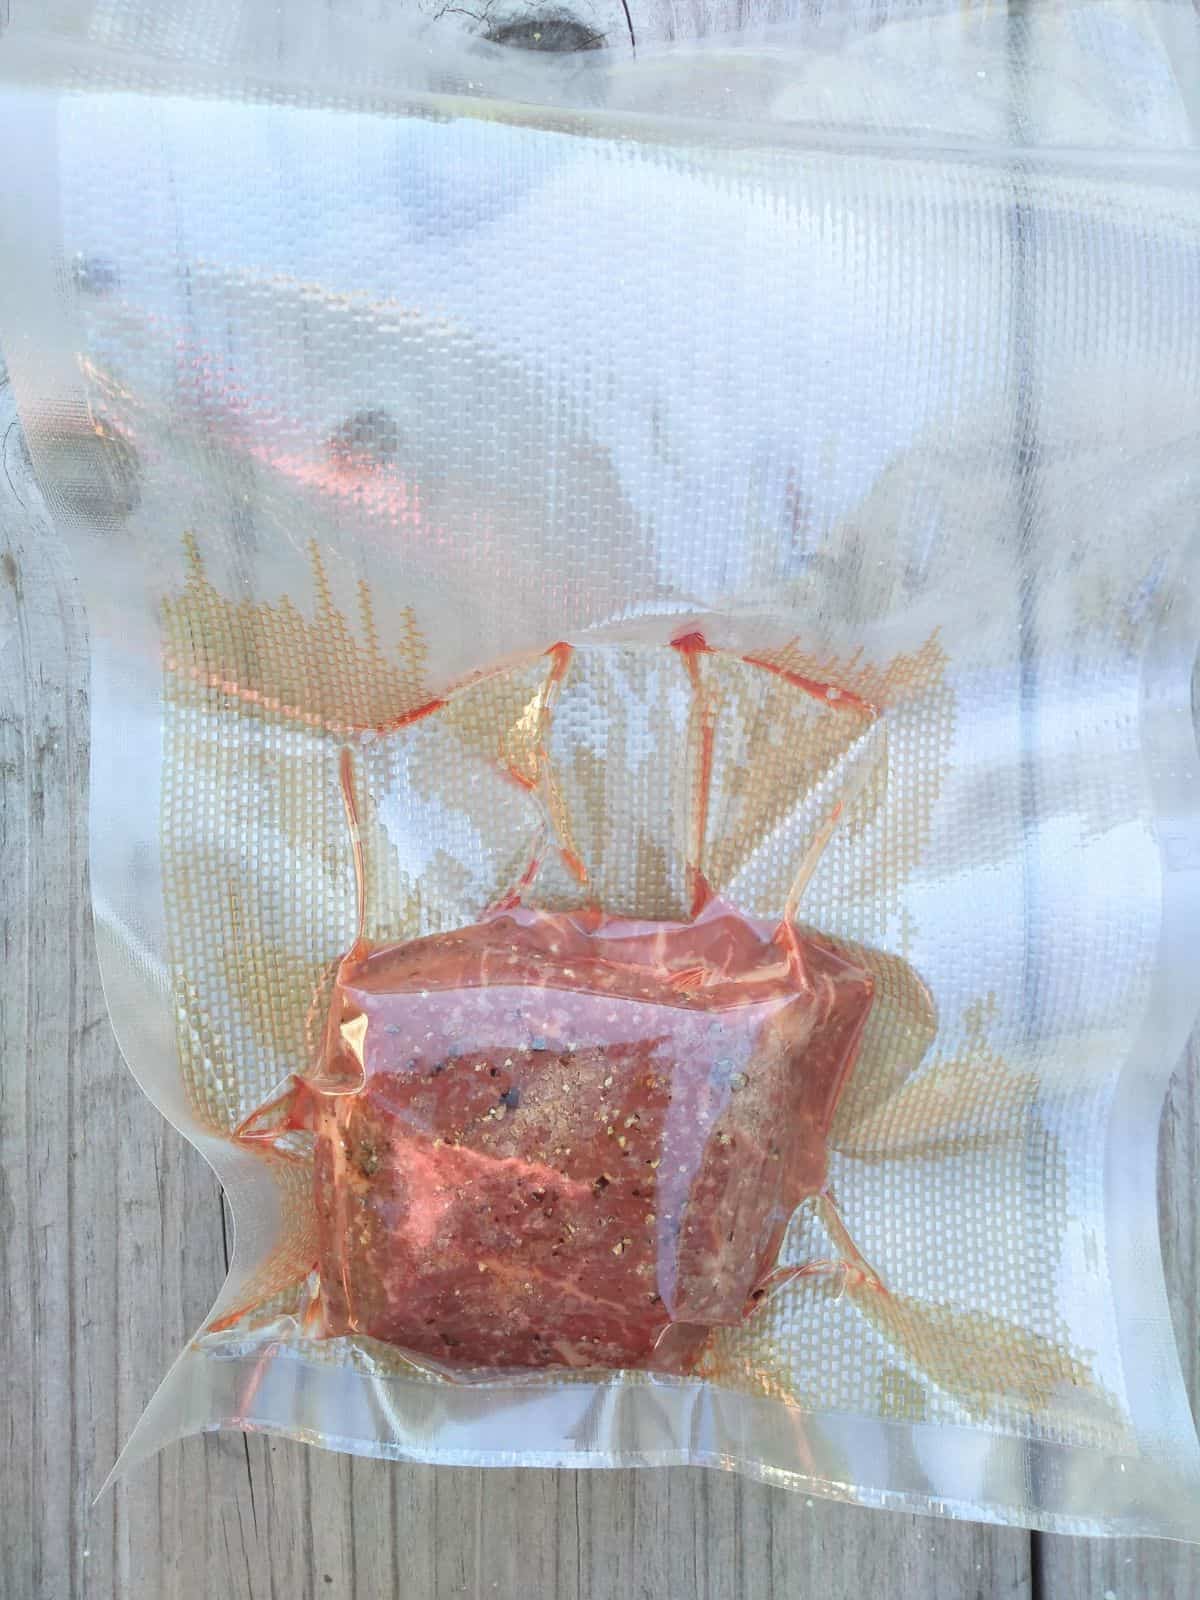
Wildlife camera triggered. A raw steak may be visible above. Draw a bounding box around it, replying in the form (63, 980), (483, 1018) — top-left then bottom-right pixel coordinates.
(302, 899), (873, 1372)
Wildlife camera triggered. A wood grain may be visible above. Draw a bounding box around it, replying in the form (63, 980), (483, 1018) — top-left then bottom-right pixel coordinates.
(2, 316), (1198, 1600)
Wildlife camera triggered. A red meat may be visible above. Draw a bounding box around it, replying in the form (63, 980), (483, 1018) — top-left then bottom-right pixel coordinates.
(303, 899), (872, 1372)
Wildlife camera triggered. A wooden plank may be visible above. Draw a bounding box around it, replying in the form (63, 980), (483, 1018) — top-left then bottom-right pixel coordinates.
(0, 364), (253, 1600)
(0, 359), (1037, 1598)
(1033, 1045), (1200, 1595)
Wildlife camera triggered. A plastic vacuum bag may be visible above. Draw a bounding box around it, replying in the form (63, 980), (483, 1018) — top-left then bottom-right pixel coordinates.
(2, 0), (1199, 1537)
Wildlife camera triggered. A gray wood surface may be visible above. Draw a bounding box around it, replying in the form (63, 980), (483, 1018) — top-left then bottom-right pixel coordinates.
(2, 253), (1199, 1600)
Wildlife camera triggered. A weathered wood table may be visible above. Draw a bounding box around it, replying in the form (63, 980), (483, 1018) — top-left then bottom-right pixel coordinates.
(1, 8), (1199, 1586)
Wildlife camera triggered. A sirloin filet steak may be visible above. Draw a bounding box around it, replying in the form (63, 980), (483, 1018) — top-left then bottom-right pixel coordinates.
(303, 899), (873, 1372)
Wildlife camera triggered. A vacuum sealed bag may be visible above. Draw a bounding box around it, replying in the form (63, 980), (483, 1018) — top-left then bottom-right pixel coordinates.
(2, 0), (1200, 1536)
